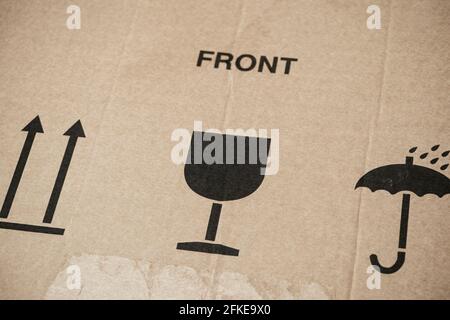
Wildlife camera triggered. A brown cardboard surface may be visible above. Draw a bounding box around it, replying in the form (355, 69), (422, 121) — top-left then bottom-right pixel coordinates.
(0, 0), (449, 299)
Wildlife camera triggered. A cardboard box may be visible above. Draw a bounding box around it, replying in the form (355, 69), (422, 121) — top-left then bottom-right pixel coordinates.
(0, 0), (449, 299)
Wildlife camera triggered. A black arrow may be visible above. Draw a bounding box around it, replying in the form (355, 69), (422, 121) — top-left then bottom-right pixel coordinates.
(43, 120), (85, 224)
(0, 116), (44, 218)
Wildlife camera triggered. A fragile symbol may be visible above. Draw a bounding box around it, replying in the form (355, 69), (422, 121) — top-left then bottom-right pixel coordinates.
(176, 131), (271, 256)
(0, 116), (86, 235)
(355, 150), (450, 274)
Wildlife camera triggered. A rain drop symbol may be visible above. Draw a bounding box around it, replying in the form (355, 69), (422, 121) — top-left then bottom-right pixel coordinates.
(430, 158), (439, 164)
(442, 150), (450, 157)
(431, 145), (440, 151)
(441, 164), (449, 171)
(409, 147), (417, 153)
(420, 153), (428, 159)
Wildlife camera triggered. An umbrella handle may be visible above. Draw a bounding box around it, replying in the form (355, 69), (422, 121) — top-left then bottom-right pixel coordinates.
(370, 251), (405, 274)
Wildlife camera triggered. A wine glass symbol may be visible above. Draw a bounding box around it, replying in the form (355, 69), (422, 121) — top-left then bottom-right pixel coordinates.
(176, 131), (271, 256)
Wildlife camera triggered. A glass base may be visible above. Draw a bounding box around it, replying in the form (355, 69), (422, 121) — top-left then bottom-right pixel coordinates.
(176, 241), (239, 256)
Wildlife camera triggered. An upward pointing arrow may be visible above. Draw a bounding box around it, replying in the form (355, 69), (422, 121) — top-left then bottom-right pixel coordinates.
(63, 120), (86, 138)
(1, 116), (44, 218)
(43, 120), (85, 224)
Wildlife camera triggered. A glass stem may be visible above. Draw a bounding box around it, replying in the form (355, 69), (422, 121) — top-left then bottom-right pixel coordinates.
(205, 203), (222, 241)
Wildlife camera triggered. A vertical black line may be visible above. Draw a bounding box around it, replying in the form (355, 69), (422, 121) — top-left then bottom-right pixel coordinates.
(398, 193), (410, 249)
(405, 156), (413, 166)
(43, 136), (77, 224)
(205, 203), (222, 241)
(0, 133), (36, 218)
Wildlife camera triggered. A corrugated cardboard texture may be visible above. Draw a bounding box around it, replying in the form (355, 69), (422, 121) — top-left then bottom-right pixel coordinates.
(0, 0), (449, 299)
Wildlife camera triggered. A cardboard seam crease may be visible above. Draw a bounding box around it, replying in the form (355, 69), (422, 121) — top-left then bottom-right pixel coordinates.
(206, 1), (247, 300)
(348, 0), (393, 300)
(60, 1), (141, 290)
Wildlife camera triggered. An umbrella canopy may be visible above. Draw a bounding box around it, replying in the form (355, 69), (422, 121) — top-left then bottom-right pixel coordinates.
(355, 157), (450, 197)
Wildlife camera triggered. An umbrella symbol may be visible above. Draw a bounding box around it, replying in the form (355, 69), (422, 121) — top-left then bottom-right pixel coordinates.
(355, 154), (450, 274)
